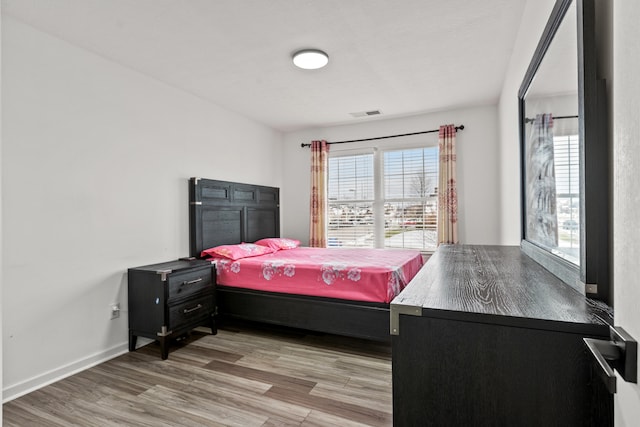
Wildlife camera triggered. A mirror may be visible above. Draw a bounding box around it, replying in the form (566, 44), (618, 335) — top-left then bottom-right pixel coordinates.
(523, 0), (579, 265)
(519, 0), (610, 302)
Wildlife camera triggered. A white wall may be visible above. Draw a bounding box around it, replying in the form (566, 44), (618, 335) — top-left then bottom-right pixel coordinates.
(525, 94), (579, 136)
(497, 0), (556, 245)
(612, 1), (640, 424)
(281, 105), (501, 246)
(1, 16), (282, 400)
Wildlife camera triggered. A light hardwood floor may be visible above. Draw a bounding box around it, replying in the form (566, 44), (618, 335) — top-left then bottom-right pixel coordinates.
(3, 321), (393, 426)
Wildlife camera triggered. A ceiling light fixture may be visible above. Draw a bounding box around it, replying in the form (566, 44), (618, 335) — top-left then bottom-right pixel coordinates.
(292, 49), (329, 69)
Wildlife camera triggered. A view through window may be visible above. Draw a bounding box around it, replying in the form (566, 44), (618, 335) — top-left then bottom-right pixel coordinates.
(327, 147), (439, 251)
(383, 148), (439, 250)
(327, 153), (375, 247)
(553, 134), (580, 263)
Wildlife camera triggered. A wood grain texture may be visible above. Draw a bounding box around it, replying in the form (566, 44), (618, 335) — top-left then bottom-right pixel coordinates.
(391, 244), (613, 427)
(393, 245), (612, 333)
(3, 322), (392, 427)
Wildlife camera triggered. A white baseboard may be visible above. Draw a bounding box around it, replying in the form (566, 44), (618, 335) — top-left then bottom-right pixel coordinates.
(2, 338), (151, 403)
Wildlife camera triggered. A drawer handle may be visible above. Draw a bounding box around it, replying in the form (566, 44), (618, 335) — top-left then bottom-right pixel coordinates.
(584, 337), (619, 393)
(183, 304), (203, 314)
(583, 326), (637, 394)
(182, 278), (203, 286)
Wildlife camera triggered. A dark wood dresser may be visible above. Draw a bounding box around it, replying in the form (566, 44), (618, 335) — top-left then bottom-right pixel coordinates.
(128, 258), (217, 359)
(391, 245), (613, 427)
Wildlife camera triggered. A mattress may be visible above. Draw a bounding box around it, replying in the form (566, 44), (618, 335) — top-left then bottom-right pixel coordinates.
(211, 246), (424, 303)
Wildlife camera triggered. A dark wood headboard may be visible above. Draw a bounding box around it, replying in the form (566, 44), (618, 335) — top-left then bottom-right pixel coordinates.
(189, 178), (280, 258)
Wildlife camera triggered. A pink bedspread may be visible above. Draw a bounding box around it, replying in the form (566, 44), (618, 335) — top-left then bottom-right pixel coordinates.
(211, 247), (424, 303)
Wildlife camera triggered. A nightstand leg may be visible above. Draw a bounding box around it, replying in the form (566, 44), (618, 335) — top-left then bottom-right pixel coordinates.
(159, 336), (169, 360)
(129, 331), (137, 352)
(210, 315), (218, 335)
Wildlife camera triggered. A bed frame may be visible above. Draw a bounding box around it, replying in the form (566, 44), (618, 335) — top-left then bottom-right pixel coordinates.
(189, 177), (391, 341)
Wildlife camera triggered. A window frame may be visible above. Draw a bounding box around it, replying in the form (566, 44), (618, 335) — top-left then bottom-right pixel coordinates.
(382, 146), (440, 252)
(327, 149), (376, 248)
(327, 138), (440, 253)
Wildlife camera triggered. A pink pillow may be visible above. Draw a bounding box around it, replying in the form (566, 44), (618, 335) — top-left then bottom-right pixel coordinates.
(201, 243), (275, 260)
(254, 238), (301, 251)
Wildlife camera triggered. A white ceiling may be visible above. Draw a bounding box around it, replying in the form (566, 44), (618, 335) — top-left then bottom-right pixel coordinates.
(3, 0), (527, 132)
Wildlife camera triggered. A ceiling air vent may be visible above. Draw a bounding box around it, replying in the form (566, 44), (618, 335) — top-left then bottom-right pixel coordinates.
(349, 110), (382, 118)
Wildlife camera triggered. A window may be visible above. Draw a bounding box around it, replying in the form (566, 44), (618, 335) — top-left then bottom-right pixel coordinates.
(327, 153), (374, 247)
(327, 146), (439, 251)
(383, 148), (439, 251)
(553, 134), (580, 263)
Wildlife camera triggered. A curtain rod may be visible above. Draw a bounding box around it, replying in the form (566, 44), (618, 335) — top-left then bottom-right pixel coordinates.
(300, 125), (465, 148)
(524, 115), (578, 124)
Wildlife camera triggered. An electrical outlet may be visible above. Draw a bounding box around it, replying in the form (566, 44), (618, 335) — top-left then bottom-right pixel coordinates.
(110, 303), (121, 319)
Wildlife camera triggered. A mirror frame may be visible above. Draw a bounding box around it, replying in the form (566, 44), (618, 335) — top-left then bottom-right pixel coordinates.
(518, 0), (610, 302)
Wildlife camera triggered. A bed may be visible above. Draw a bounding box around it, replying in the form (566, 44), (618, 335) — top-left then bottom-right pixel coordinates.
(189, 177), (424, 341)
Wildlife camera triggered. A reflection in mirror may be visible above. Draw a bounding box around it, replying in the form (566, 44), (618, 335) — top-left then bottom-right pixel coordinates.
(523, 1), (580, 266)
(520, 0), (609, 302)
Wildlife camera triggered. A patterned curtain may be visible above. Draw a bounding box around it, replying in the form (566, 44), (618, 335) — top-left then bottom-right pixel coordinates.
(526, 113), (557, 247)
(309, 140), (330, 247)
(437, 124), (459, 245)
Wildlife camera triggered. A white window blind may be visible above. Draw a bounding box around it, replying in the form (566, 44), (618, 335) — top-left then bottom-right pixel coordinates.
(327, 153), (375, 247)
(554, 135), (580, 197)
(383, 147), (439, 251)
(327, 145), (439, 251)
(553, 134), (580, 259)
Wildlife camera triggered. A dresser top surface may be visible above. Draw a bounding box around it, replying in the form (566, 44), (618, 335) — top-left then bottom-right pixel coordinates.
(129, 258), (213, 274)
(392, 245), (612, 331)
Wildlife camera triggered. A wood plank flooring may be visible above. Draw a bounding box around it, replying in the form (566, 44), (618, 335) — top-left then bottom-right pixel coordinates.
(3, 321), (393, 426)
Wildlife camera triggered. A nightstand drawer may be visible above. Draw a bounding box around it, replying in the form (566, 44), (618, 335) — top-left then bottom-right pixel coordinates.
(167, 265), (213, 300)
(129, 258), (217, 359)
(169, 293), (214, 330)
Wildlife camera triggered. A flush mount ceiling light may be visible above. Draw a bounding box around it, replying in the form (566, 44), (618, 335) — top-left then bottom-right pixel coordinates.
(292, 49), (329, 69)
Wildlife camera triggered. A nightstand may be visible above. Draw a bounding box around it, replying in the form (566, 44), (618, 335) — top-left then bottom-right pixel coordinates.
(128, 258), (216, 359)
